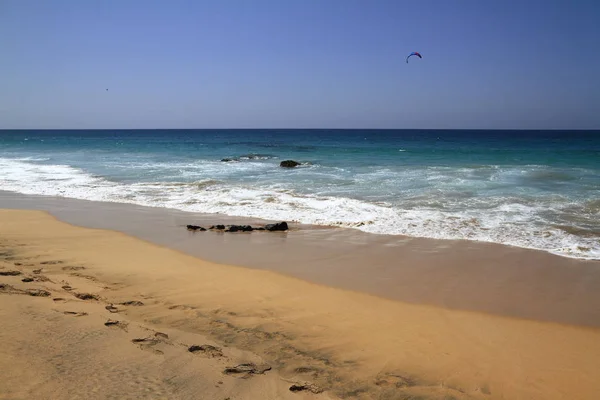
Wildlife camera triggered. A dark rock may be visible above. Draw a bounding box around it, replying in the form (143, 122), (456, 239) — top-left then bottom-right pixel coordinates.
(21, 277), (34, 283)
(209, 224), (226, 230)
(265, 222), (288, 231)
(225, 225), (254, 233)
(253, 227), (266, 231)
(221, 158), (237, 162)
(186, 225), (206, 231)
(0, 270), (22, 276)
(280, 160), (300, 168)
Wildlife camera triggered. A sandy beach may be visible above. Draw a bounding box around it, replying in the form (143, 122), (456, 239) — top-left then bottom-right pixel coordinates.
(1, 207), (600, 400)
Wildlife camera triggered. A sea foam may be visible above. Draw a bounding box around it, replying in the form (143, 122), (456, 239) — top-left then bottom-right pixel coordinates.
(0, 157), (598, 260)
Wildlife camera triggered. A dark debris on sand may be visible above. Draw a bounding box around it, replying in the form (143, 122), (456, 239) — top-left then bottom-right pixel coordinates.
(186, 221), (289, 233)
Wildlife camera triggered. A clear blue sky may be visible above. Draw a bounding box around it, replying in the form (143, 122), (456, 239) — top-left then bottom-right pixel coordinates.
(2, 0), (599, 129)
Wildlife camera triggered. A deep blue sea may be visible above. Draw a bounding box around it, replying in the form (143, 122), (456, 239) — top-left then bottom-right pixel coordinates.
(0, 129), (598, 259)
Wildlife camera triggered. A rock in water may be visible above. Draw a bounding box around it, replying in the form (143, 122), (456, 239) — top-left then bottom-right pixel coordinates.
(280, 160), (300, 168)
(225, 225), (254, 232)
(186, 225), (206, 231)
(265, 222), (288, 231)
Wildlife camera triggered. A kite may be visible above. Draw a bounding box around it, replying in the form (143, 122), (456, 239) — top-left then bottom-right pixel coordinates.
(406, 52), (422, 64)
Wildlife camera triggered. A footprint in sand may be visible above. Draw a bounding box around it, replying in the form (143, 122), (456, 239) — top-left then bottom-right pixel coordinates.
(63, 311), (88, 317)
(105, 304), (120, 313)
(21, 277), (34, 283)
(154, 332), (169, 340)
(223, 363), (271, 378)
(188, 344), (223, 358)
(62, 266), (85, 271)
(132, 337), (160, 345)
(53, 298), (67, 302)
(0, 283), (24, 294)
(69, 273), (98, 282)
(26, 289), (51, 297)
(168, 304), (196, 311)
(73, 292), (100, 301)
(289, 383), (324, 394)
(293, 366), (322, 378)
(374, 373), (416, 388)
(119, 300), (144, 306)
(131, 334), (168, 355)
(0, 270), (22, 276)
(0, 284), (51, 297)
(40, 261), (63, 265)
(104, 319), (128, 331)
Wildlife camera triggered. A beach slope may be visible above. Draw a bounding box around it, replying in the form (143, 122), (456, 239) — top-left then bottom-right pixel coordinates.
(1, 209), (599, 400)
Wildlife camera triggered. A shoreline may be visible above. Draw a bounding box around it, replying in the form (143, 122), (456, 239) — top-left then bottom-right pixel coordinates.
(1, 190), (600, 328)
(1, 208), (600, 399)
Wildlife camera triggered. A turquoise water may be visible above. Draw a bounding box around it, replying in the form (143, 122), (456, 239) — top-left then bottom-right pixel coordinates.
(0, 129), (598, 259)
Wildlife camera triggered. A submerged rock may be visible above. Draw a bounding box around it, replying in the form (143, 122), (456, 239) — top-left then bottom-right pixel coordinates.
(189, 222), (289, 232)
(225, 225), (254, 232)
(280, 160), (300, 168)
(265, 222), (288, 231)
(186, 225), (206, 231)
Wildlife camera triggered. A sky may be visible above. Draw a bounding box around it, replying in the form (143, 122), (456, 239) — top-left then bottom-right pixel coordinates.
(1, 0), (599, 130)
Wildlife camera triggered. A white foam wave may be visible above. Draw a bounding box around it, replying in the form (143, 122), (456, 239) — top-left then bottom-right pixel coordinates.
(0, 157), (598, 260)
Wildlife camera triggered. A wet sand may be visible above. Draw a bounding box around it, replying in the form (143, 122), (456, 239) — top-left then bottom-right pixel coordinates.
(1, 208), (600, 400)
(2, 191), (600, 327)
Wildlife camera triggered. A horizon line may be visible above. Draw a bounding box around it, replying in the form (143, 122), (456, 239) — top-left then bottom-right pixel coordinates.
(1, 128), (599, 132)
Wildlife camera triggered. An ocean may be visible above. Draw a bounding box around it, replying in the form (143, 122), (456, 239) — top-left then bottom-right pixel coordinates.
(0, 129), (598, 259)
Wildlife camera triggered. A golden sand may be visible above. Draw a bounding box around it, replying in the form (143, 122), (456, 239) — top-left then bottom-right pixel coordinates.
(1, 209), (599, 400)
